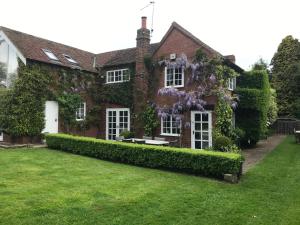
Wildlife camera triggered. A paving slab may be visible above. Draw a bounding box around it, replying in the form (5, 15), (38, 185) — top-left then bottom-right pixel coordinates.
(242, 134), (286, 173)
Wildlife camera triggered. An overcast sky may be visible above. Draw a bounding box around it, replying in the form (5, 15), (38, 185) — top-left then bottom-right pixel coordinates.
(1, 0), (300, 70)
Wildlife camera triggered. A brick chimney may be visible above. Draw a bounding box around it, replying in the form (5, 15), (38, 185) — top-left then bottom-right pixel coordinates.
(134, 16), (151, 137)
(225, 55), (236, 63)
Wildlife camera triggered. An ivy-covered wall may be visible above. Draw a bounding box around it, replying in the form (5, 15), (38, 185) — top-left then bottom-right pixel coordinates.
(0, 59), (98, 142)
(97, 64), (135, 108)
(0, 62), (51, 140)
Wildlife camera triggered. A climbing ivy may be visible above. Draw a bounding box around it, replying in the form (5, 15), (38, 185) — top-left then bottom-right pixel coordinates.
(0, 62), (51, 138)
(57, 93), (82, 133)
(215, 96), (234, 137)
(142, 103), (160, 137)
(97, 65), (135, 108)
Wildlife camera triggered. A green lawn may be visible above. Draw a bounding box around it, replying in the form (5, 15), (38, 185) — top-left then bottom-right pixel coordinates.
(0, 136), (299, 225)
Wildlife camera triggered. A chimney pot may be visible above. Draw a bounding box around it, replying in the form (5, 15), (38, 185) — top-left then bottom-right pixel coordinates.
(141, 16), (147, 29)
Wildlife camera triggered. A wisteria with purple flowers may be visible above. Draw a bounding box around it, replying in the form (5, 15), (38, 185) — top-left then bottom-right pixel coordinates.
(156, 50), (238, 144)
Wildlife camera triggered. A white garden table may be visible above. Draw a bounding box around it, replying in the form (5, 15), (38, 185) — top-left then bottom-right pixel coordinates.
(295, 130), (300, 143)
(123, 138), (169, 146)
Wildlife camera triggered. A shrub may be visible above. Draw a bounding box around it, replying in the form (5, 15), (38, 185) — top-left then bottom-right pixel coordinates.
(236, 69), (270, 146)
(46, 133), (244, 179)
(214, 135), (232, 150)
(0, 63), (50, 137)
(231, 127), (246, 147)
(119, 130), (134, 139)
(214, 135), (237, 152)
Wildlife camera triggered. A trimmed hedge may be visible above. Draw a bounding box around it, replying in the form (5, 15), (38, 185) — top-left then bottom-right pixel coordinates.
(237, 70), (269, 89)
(236, 69), (270, 146)
(236, 88), (268, 110)
(46, 134), (244, 179)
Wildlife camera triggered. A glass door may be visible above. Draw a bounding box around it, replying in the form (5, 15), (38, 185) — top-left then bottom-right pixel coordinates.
(106, 108), (130, 140)
(191, 111), (212, 149)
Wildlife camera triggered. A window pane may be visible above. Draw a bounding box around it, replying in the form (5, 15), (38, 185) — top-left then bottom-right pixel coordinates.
(195, 123), (201, 131)
(202, 113), (208, 122)
(202, 132), (209, 141)
(195, 132), (201, 140)
(195, 141), (201, 149)
(202, 141), (209, 149)
(202, 123), (208, 131)
(123, 69), (130, 81)
(195, 114), (201, 121)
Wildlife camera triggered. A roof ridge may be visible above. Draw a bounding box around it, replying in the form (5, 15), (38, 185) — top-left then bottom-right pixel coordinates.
(0, 26), (96, 55)
(96, 42), (160, 56)
(152, 21), (223, 57)
(171, 22), (222, 56)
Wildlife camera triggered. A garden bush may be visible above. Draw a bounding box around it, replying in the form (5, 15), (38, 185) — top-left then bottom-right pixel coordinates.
(213, 135), (241, 154)
(214, 135), (232, 151)
(119, 130), (134, 139)
(46, 133), (244, 179)
(236, 69), (270, 146)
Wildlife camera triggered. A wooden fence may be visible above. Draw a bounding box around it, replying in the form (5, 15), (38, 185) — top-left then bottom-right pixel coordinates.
(273, 118), (300, 134)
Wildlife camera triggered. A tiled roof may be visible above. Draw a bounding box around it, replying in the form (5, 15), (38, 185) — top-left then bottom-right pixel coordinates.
(0, 26), (97, 73)
(0, 23), (243, 72)
(96, 43), (160, 67)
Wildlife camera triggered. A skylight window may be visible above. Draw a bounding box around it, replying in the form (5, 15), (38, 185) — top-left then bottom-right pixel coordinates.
(42, 49), (59, 61)
(63, 54), (78, 64)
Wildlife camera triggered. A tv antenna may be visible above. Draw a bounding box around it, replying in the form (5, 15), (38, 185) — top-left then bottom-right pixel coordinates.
(140, 1), (155, 36)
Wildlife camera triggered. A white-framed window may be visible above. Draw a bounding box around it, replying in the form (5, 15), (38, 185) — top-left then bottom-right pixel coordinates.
(106, 69), (130, 84)
(161, 115), (181, 136)
(76, 102), (86, 121)
(228, 77), (236, 91)
(63, 54), (78, 64)
(42, 49), (59, 61)
(165, 67), (184, 88)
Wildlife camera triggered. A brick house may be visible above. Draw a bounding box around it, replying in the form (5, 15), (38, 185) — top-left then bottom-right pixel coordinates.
(0, 17), (242, 148)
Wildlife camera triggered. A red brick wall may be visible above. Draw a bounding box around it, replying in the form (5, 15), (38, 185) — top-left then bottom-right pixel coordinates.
(150, 28), (218, 148)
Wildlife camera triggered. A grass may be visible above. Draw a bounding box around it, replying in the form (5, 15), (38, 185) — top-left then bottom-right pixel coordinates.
(0, 136), (299, 225)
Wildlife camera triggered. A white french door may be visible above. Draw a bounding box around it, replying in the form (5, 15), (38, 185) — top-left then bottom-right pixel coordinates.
(191, 111), (212, 149)
(106, 108), (130, 140)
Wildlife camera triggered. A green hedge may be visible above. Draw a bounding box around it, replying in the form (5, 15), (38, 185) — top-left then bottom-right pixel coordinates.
(237, 70), (269, 89)
(236, 69), (270, 146)
(236, 88), (270, 112)
(46, 134), (244, 178)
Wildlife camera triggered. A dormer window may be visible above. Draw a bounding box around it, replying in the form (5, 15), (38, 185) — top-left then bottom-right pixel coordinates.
(63, 54), (78, 64)
(42, 49), (59, 61)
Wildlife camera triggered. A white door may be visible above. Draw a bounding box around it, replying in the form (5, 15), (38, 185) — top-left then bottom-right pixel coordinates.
(106, 108), (130, 140)
(191, 111), (212, 149)
(43, 101), (59, 133)
(0, 132), (3, 142)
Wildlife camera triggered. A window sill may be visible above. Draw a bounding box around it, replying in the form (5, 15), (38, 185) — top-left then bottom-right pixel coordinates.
(106, 80), (130, 84)
(164, 85), (184, 88)
(160, 133), (180, 137)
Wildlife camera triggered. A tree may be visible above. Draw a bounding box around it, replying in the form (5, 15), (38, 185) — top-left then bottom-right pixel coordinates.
(271, 35), (300, 116)
(252, 58), (269, 72)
